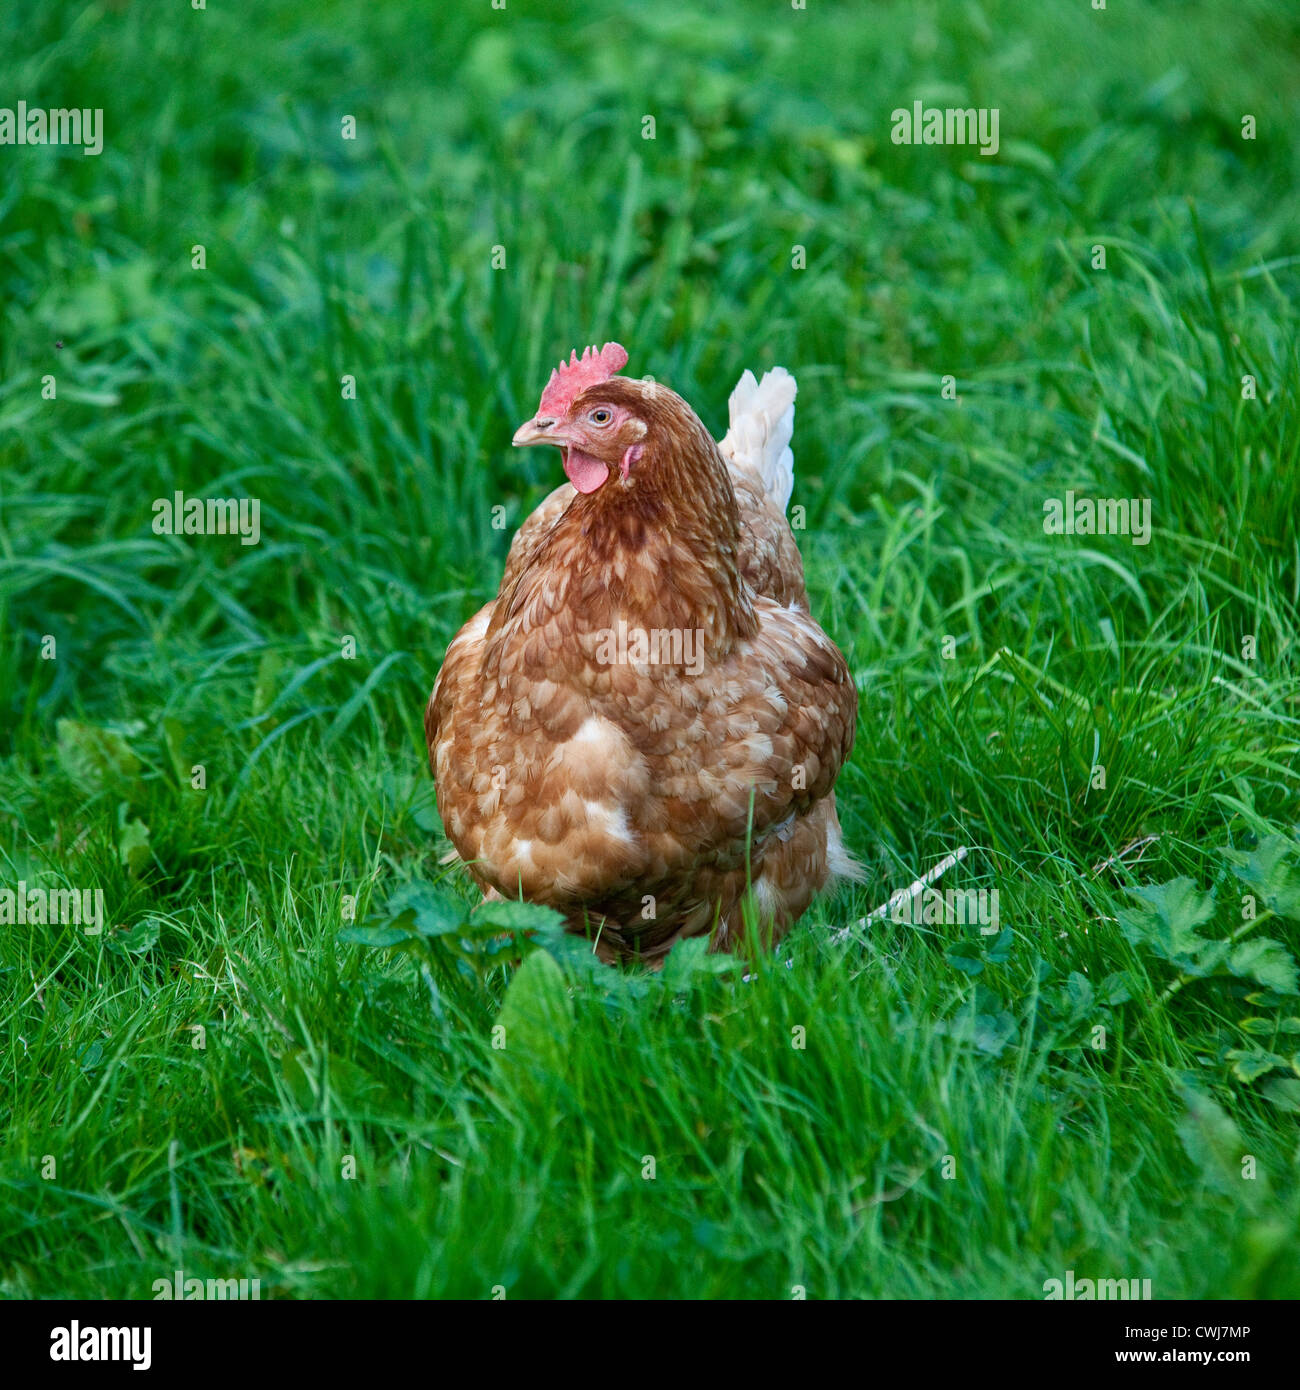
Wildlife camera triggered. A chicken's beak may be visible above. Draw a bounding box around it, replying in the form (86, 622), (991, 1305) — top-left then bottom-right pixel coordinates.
(512, 416), (565, 448)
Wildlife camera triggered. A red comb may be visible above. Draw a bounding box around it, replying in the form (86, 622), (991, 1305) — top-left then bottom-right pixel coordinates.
(537, 342), (628, 416)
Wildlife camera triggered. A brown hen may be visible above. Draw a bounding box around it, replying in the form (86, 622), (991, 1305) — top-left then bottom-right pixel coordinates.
(426, 343), (858, 963)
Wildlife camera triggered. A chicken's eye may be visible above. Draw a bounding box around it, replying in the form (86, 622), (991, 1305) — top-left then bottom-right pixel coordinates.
(588, 407), (613, 426)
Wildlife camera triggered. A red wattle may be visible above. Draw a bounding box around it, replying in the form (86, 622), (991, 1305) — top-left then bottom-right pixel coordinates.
(563, 449), (609, 494)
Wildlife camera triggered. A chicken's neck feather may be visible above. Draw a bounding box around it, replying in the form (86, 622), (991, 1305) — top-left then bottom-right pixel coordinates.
(496, 395), (760, 661)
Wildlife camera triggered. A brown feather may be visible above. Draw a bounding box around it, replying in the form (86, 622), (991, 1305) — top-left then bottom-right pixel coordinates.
(426, 374), (857, 962)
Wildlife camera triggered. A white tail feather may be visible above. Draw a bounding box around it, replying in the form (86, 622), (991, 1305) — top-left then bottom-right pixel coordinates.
(717, 366), (797, 513)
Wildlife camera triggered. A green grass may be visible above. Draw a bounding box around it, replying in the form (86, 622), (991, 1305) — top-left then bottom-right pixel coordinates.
(2, 0), (1300, 1299)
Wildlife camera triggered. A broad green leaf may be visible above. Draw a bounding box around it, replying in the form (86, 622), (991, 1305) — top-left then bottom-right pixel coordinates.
(320, 1051), (394, 1109)
(494, 951), (573, 1095)
(1118, 877), (1216, 965)
(660, 936), (736, 990)
(531, 921), (610, 979)
(473, 930), (525, 962)
(1261, 1078), (1300, 1113)
(117, 804), (152, 876)
(1227, 937), (1298, 995)
(474, 899), (567, 934)
(944, 946), (984, 976)
(1245, 990), (1290, 1008)
(1062, 971), (1094, 1018)
(972, 1011), (1018, 1056)
(279, 1050), (394, 1111)
(386, 882), (467, 937)
(1226, 1048), (1283, 1082)
(106, 918), (161, 955)
(1223, 836), (1300, 921)
(338, 922), (412, 948)
(56, 719), (142, 797)
(1177, 1084), (1244, 1193)
(985, 927), (1014, 964)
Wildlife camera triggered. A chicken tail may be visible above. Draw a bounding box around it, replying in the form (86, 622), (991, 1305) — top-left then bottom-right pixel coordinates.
(717, 366), (797, 514)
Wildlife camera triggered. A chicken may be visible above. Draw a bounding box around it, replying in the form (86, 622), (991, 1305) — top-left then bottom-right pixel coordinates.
(425, 343), (859, 963)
